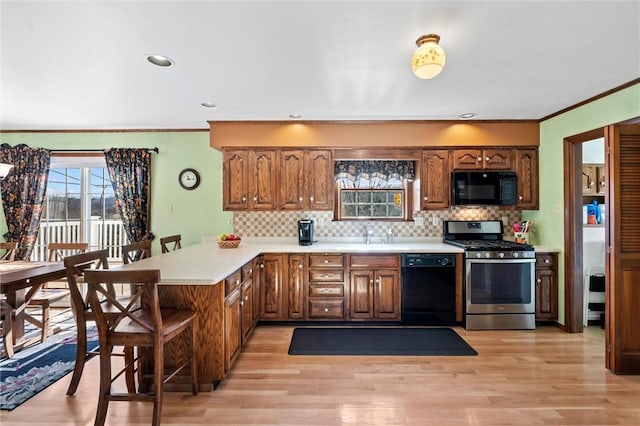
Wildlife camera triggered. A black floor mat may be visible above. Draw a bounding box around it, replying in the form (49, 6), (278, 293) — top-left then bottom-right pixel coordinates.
(288, 327), (478, 356)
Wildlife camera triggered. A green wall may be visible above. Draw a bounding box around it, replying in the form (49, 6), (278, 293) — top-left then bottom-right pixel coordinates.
(0, 131), (233, 254)
(525, 83), (640, 324)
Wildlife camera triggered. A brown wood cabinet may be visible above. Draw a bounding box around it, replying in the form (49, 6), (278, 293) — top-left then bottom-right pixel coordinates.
(535, 252), (558, 322)
(251, 257), (261, 327)
(514, 148), (539, 209)
(348, 254), (400, 320)
(240, 262), (254, 342)
(259, 254), (286, 320)
(421, 149), (450, 210)
(279, 149), (333, 210)
(224, 277), (242, 373)
(223, 149), (277, 210)
(307, 254), (346, 320)
(287, 254), (306, 319)
(452, 148), (512, 170)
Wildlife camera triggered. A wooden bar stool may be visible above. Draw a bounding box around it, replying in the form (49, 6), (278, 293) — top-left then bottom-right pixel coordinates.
(84, 269), (198, 426)
(26, 242), (87, 343)
(159, 235), (181, 253)
(121, 240), (152, 264)
(63, 249), (136, 396)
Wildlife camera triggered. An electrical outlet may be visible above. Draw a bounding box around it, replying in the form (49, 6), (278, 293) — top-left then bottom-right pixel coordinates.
(414, 217), (425, 226)
(431, 217), (439, 226)
(501, 216), (509, 225)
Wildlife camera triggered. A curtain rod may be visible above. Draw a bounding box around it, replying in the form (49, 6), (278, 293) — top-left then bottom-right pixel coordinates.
(51, 147), (159, 153)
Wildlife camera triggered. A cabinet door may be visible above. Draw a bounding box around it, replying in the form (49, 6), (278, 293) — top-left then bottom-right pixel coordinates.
(596, 165), (606, 194)
(259, 254), (286, 320)
(251, 257), (261, 325)
(287, 254), (306, 320)
(514, 148), (539, 209)
(224, 289), (242, 372)
(279, 150), (305, 210)
(249, 150), (277, 210)
(374, 269), (400, 320)
(421, 150), (450, 209)
(223, 150), (249, 210)
(535, 268), (557, 320)
(306, 150), (334, 210)
(453, 149), (482, 170)
(349, 270), (374, 319)
(582, 165), (598, 195)
(483, 149), (512, 170)
(241, 280), (253, 343)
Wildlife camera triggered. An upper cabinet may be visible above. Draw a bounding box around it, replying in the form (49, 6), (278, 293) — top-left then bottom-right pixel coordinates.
(582, 164), (605, 196)
(452, 148), (512, 170)
(280, 149), (333, 211)
(223, 149), (277, 210)
(514, 148), (539, 209)
(421, 150), (450, 210)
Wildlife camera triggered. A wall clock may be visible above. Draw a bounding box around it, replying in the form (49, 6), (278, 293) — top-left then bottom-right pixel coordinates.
(178, 168), (201, 190)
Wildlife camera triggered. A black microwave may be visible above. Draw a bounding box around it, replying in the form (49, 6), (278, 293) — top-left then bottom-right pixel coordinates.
(451, 171), (518, 206)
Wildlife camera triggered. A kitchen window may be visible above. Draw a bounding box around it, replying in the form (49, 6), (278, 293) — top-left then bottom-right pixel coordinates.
(334, 160), (415, 221)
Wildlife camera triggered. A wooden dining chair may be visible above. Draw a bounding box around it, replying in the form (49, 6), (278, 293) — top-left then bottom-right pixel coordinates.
(121, 240), (152, 264)
(63, 249), (136, 396)
(84, 269), (198, 426)
(159, 235), (181, 254)
(0, 300), (15, 358)
(26, 242), (88, 343)
(0, 242), (17, 261)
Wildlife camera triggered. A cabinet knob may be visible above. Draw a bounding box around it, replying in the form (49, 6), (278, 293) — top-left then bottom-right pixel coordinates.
(518, 195), (523, 200)
(323, 259), (329, 264)
(485, 157), (490, 162)
(298, 263), (303, 269)
(240, 300), (244, 306)
(477, 157), (482, 162)
(423, 196), (428, 201)
(249, 268), (253, 275)
(369, 279), (374, 284)
(310, 196), (314, 202)
(544, 259), (550, 264)
(375, 278), (381, 284)
(245, 295), (249, 301)
(322, 274), (328, 278)
(259, 263), (264, 269)
(324, 308), (329, 313)
(299, 196), (303, 202)
(242, 196), (247, 203)
(537, 278), (542, 284)
(253, 196), (258, 202)
(235, 279), (240, 285)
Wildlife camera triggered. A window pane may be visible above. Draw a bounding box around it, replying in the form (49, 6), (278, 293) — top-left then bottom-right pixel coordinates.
(372, 192), (386, 203)
(372, 204), (387, 217)
(357, 205), (371, 216)
(357, 192), (371, 203)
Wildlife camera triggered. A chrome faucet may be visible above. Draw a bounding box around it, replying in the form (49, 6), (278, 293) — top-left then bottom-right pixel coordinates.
(364, 226), (374, 244)
(385, 228), (394, 244)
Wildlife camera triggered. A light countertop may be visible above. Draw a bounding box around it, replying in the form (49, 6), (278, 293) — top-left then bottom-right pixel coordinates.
(116, 238), (463, 285)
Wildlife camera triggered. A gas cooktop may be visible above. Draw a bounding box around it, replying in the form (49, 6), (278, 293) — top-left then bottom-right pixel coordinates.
(444, 239), (534, 252)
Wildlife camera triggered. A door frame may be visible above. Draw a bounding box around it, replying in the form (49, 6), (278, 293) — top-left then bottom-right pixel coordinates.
(563, 128), (604, 333)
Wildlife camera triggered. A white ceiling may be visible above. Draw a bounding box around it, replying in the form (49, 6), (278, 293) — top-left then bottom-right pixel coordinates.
(1, 1), (639, 130)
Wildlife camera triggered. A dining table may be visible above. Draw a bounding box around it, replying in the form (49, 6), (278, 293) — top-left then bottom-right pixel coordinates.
(0, 260), (67, 351)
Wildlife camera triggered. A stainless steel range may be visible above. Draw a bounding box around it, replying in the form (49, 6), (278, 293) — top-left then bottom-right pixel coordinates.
(443, 220), (536, 330)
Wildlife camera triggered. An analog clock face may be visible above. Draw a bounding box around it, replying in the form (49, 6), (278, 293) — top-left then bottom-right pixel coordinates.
(179, 168), (200, 190)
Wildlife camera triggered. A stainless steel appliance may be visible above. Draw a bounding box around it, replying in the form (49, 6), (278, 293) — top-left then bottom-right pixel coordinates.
(451, 171), (517, 206)
(401, 253), (457, 325)
(443, 220), (535, 330)
(297, 219), (314, 246)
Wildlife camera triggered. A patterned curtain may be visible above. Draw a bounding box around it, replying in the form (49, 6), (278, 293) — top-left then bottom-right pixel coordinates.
(335, 160), (415, 189)
(0, 143), (51, 260)
(104, 148), (154, 243)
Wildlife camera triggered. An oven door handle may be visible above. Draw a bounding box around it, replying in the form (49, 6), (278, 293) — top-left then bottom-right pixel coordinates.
(466, 258), (536, 264)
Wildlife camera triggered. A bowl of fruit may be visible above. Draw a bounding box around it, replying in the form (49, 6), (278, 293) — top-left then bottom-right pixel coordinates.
(217, 233), (241, 248)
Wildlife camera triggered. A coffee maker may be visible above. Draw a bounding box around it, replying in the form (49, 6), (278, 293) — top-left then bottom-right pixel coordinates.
(298, 219), (314, 246)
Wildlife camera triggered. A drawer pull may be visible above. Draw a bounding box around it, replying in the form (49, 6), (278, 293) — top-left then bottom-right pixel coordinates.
(235, 279), (240, 285)
(323, 259), (329, 264)
(537, 278), (542, 284)
(324, 308), (329, 313)
(544, 259), (550, 264)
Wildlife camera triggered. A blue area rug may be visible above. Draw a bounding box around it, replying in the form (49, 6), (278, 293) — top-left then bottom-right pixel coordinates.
(0, 327), (98, 410)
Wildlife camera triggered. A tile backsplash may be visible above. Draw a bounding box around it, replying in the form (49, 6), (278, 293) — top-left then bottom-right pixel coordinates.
(234, 207), (522, 239)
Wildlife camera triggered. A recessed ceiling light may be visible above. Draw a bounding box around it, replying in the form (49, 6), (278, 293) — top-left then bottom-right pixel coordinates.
(146, 54), (174, 67)
(289, 113), (303, 119)
(459, 113), (477, 120)
(201, 102), (218, 109)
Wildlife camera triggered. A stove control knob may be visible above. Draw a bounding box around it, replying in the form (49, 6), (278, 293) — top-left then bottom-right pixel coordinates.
(498, 252), (505, 258)
(513, 252), (520, 258)
(475, 253), (482, 258)
(440, 257), (450, 266)
(484, 252), (491, 258)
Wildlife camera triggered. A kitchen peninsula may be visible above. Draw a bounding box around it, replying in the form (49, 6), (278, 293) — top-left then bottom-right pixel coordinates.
(116, 239), (463, 390)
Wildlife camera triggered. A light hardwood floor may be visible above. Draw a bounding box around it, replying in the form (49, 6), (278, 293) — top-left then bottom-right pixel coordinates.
(1, 325), (639, 425)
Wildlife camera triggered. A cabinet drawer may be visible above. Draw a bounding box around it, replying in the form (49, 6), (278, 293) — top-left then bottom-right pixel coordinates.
(225, 269), (242, 295)
(308, 298), (344, 319)
(536, 253), (556, 268)
(309, 254), (344, 268)
(309, 269), (344, 282)
(309, 283), (344, 297)
(349, 254), (399, 269)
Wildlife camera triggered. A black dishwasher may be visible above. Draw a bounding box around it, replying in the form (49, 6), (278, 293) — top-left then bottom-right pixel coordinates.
(401, 253), (457, 325)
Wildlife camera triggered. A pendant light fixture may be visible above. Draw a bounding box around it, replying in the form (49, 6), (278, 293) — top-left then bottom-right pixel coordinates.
(411, 34), (446, 79)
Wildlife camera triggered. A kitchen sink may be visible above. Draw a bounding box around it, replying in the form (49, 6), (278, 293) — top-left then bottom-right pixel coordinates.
(330, 243), (411, 252)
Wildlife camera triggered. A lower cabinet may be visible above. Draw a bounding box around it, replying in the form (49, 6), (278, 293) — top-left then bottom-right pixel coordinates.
(259, 254), (286, 320)
(307, 254), (346, 320)
(224, 285), (242, 373)
(535, 252), (558, 321)
(287, 254), (306, 319)
(348, 255), (400, 320)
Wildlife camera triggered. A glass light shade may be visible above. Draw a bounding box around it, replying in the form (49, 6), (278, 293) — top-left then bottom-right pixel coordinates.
(0, 163), (13, 179)
(411, 34), (446, 79)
